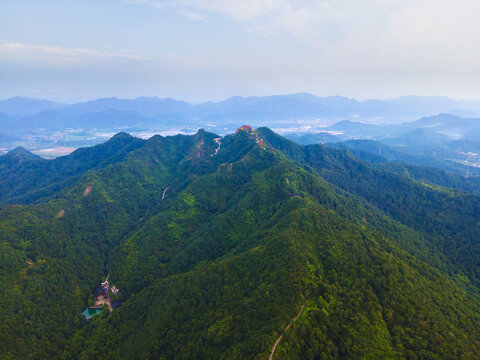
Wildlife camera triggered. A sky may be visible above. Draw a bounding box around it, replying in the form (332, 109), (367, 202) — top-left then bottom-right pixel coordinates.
(1, 0), (480, 103)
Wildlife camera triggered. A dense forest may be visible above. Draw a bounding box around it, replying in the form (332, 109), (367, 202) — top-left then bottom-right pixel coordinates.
(2, 127), (480, 359)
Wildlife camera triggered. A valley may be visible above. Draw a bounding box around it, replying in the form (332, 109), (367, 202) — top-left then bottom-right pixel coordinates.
(3, 96), (480, 183)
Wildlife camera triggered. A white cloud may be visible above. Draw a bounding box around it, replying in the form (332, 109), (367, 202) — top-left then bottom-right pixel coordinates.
(183, 0), (280, 22)
(128, 0), (348, 43)
(0, 40), (244, 76)
(181, 11), (207, 21)
(3, 0), (480, 101)
(125, 0), (166, 10)
(0, 41), (146, 64)
(127, 0), (401, 46)
(321, 1), (480, 72)
(161, 0), (480, 97)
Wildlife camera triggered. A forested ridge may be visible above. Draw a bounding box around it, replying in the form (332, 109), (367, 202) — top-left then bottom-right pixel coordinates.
(2, 127), (480, 359)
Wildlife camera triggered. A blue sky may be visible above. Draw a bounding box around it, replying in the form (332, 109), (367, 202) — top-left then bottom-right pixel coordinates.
(1, 0), (480, 103)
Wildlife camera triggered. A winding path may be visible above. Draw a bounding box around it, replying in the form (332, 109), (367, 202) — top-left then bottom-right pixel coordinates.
(268, 304), (306, 360)
(162, 186), (170, 200)
(211, 137), (222, 156)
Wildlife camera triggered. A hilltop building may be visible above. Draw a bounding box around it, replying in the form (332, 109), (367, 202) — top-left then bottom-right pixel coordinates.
(236, 125), (254, 134)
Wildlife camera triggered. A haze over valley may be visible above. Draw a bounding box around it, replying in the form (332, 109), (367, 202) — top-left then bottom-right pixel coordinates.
(2, 94), (480, 175)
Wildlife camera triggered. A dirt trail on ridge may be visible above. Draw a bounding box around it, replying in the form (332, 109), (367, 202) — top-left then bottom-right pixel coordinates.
(268, 303), (306, 360)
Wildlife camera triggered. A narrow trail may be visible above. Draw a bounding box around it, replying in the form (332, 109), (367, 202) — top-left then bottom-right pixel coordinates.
(268, 304), (306, 360)
(162, 186), (170, 200)
(211, 137), (222, 156)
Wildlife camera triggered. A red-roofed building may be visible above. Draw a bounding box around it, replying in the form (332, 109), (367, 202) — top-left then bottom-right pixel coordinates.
(236, 125), (253, 134)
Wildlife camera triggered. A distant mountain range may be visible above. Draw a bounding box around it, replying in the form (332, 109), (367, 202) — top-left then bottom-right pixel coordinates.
(2, 94), (480, 178)
(282, 113), (480, 177)
(2, 94), (480, 134)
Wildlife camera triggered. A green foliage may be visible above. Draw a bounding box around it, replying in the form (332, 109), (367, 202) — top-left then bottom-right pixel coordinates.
(258, 127), (480, 286)
(2, 128), (480, 359)
(0, 132), (145, 204)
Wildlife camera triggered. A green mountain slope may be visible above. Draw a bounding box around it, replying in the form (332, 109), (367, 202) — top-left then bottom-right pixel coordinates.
(257, 127), (480, 285)
(2, 128), (480, 359)
(326, 139), (480, 177)
(0, 132), (145, 204)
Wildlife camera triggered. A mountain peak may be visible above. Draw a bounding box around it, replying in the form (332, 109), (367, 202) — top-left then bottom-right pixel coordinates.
(111, 132), (134, 139)
(235, 125), (254, 134)
(98, 132), (139, 149)
(4, 146), (42, 161)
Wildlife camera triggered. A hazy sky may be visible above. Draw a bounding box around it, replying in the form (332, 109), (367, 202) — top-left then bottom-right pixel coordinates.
(1, 0), (480, 103)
